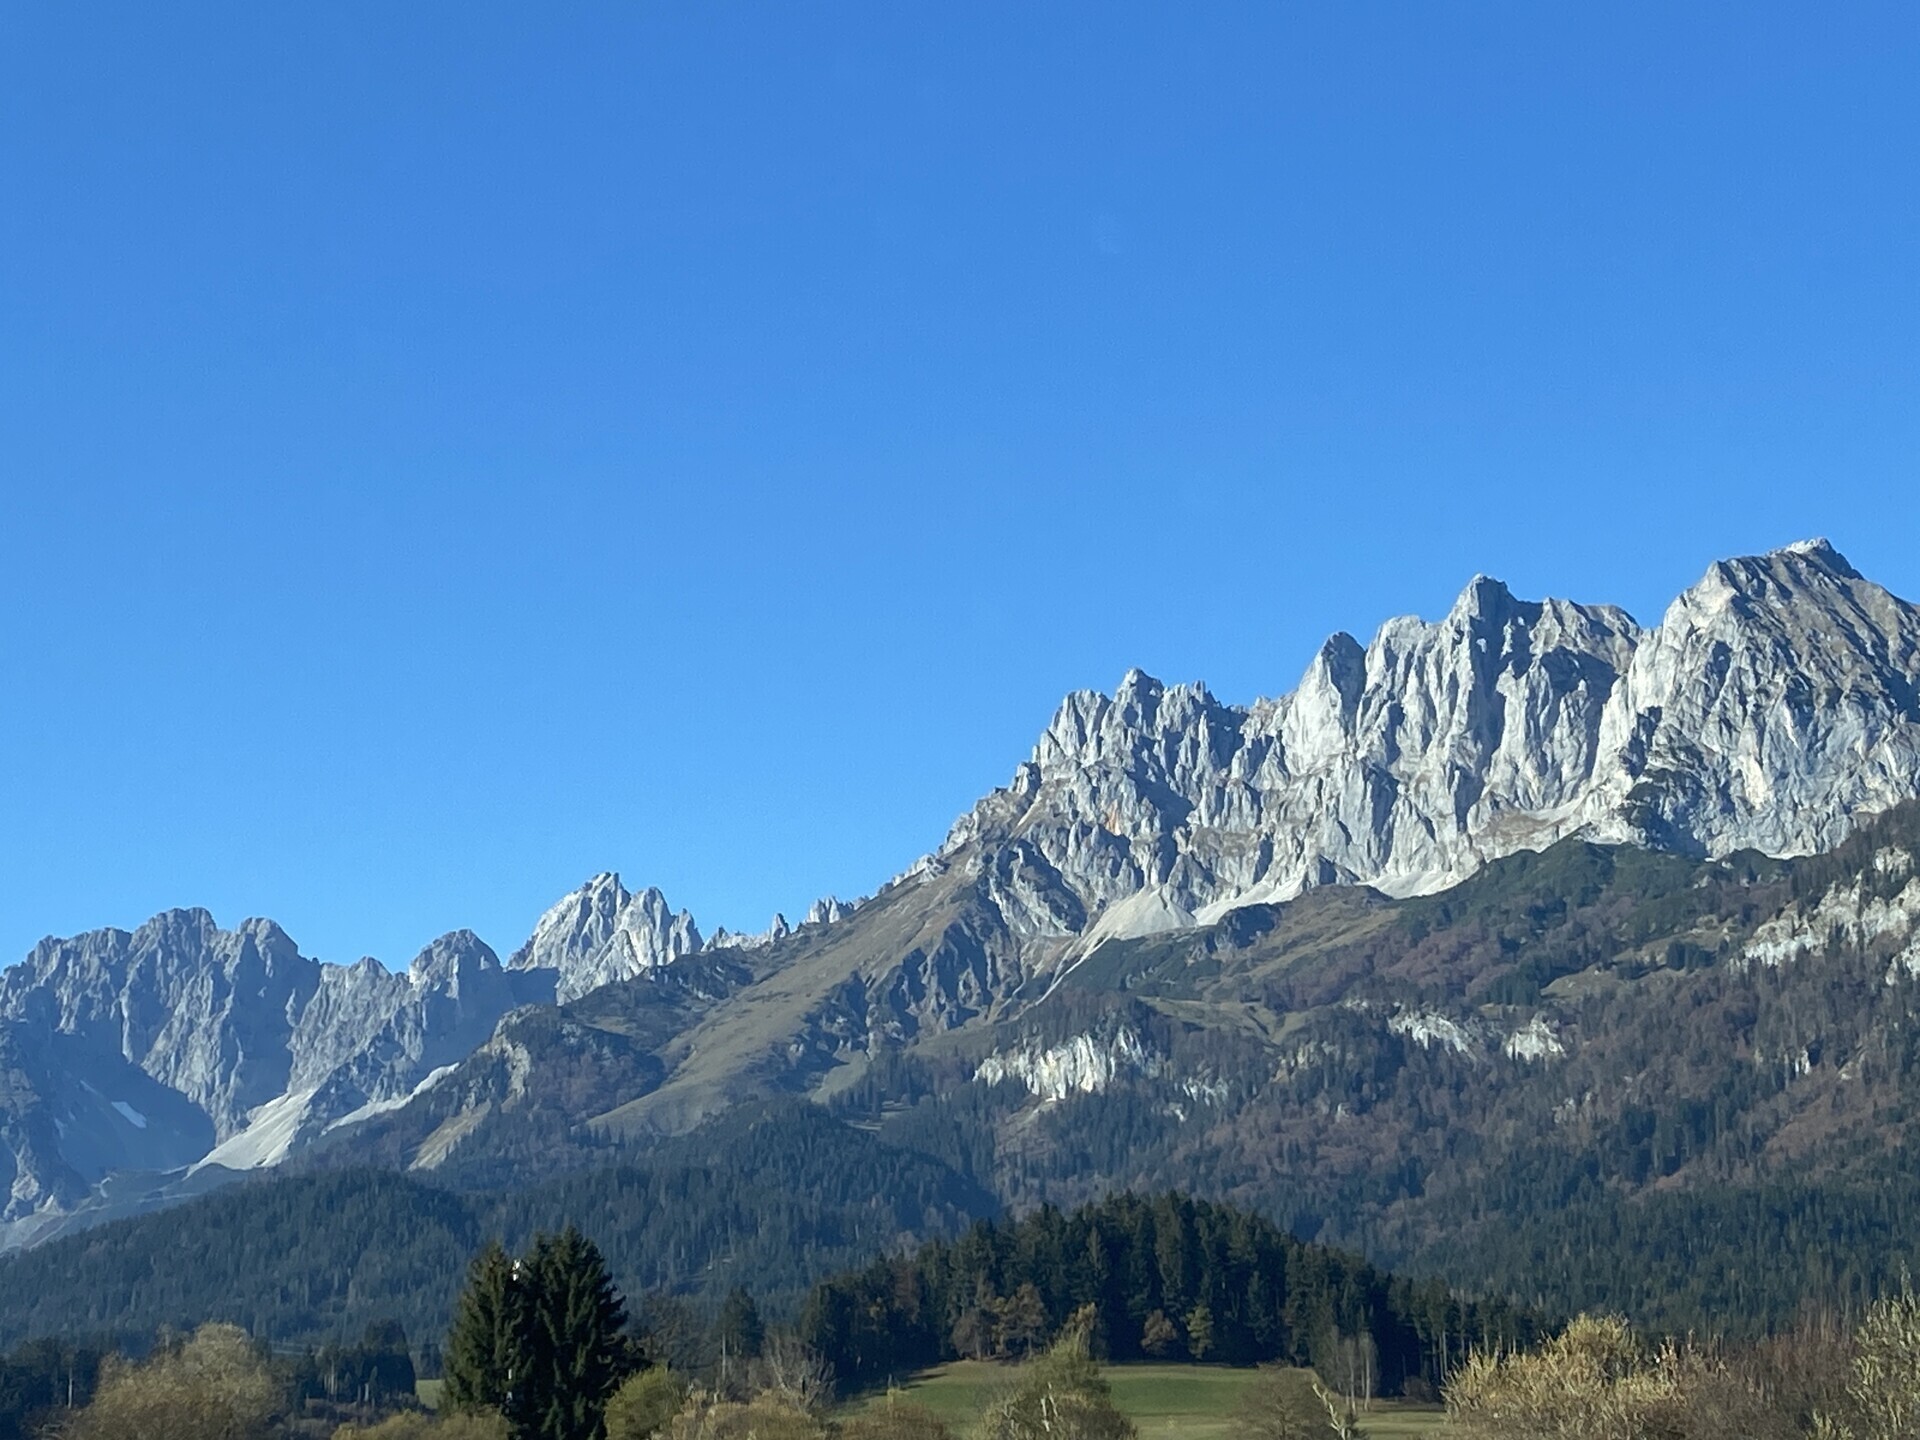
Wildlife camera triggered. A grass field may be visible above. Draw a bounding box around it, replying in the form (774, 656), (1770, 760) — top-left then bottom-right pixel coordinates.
(848, 1361), (1444, 1439)
(417, 1361), (1442, 1435)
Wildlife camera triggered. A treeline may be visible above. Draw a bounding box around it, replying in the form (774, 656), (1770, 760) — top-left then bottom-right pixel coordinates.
(0, 1104), (993, 1352)
(1422, 1174), (1920, 1337)
(799, 1192), (1534, 1396)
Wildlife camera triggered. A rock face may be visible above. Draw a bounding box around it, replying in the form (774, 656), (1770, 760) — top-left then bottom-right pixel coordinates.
(509, 874), (701, 1002)
(975, 1027), (1163, 1102)
(0, 912), (552, 1237)
(1583, 541), (1920, 857)
(5, 538), (1920, 1244)
(0, 911), (319, 1140)
(935, 540), (1920, 947)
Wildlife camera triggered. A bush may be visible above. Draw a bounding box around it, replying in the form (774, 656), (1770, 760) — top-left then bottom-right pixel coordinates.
(837, 1395), (954, 1440)
(1819, 1290), (1920, 1440)
(980, 1328), (1135, 1440)
(662, 1394), (825, 1440)
(605, 1367), (689, 1440)
(1445, 1314), (1695, 1439)
(61, 1324), (278, 1440)
(1444, 1311), (1850, 1440)
(744, 1337), (834, 1413)
(333, 1413), (510, 1439)
(1230, 1367), (1338, 1440)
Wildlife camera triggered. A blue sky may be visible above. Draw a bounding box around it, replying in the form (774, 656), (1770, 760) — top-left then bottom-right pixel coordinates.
(2, 3), (1915, 968)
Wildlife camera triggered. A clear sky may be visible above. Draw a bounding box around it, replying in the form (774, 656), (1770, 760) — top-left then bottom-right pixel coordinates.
(2, 4), (1915, 969)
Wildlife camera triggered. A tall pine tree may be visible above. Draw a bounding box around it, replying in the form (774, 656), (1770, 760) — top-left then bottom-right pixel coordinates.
(522, 1226), (631, 1440)
(444, 1230), (634, 1440)
(443, 1240), (527, 1418)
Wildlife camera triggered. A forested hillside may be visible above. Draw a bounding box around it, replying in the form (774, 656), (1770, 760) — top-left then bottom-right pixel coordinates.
(0, 1105), (991, 1351)
(820, 804), (1920, 1332)
(9, 807), (1920, 1352)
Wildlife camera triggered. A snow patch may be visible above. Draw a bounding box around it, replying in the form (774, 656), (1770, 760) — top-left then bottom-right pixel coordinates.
(110, 1101), (147, 1130)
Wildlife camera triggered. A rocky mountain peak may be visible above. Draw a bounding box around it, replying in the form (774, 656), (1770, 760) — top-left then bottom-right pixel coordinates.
(805, 896), (857, 926)
(926, 542), (1920, 952)
(1683, 538), (1865, 615)
(407, 930), (503, 991)
(508, 874), (702, 1002)
(7, 538), (1920, 1249)
(1776, 535), (1860, 573)
(0, 905), (562, 1236)
(1447, 572), (1515, 621)
(707, 911), (797, 950)
(1584, 542), (1920, 857)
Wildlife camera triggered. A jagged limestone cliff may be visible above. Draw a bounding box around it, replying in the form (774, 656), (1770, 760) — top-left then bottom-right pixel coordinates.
(5, 539), (1918, 1242)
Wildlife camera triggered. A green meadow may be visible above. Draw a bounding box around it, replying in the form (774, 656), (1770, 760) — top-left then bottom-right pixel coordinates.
(848, 1361), (1443, 1439)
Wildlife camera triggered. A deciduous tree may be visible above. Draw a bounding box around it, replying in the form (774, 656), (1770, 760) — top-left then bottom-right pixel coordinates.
(981, 1327), (1135, 1440)
(63, 1324), (276, 1440)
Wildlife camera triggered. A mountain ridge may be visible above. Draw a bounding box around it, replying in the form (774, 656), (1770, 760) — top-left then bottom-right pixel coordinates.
(5, 538), (1920, 1247)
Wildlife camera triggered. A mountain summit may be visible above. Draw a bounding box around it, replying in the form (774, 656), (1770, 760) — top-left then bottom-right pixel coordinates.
(938, 540), (1920, 950)
(4, 540), (1918, 1244)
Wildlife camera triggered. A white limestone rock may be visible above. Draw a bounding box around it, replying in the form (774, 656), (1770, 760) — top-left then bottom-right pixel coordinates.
(975, 1027), (1163, 1102)
(8, 538), (1920, 1244)
(0, 914), (548, 1233)
(805, 896), (858, 926)
(509, 874), (701, 1002)
(934, 541), (1920, 949)
(706, 912), (792, 951)
(1504, 1016), (1567, 1062)
(1584, 541), (1920, 857)
(1388, 1010), (1480, 1056)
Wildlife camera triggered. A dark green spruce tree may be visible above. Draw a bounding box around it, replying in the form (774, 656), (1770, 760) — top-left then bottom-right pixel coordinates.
(444, 1239), (527, 1419)
(522, 1226), (631, 1440)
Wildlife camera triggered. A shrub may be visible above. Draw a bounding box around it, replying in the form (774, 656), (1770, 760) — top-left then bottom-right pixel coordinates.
(1817, 1290), (1920, 1440)
(1445, 1314), (1692, 1440)
(662, 1394), (825, 1440)
(1230, 1366), (1338, 1440)
(605, 1367), (689, 1440)
(61, 1324), (278, 1440)
(333, 1413), (510, 1439)
(1444, 1311), (1835, 1440)
(980, 1327), (1135, 1440)
(836, 1395), (954, 1440)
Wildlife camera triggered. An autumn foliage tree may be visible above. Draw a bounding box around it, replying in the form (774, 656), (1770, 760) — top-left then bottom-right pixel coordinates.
(61, 1324), (277, 1440)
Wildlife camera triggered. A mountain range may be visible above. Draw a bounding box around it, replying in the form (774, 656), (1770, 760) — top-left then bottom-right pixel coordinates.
(6, 536), (1920, 1289)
